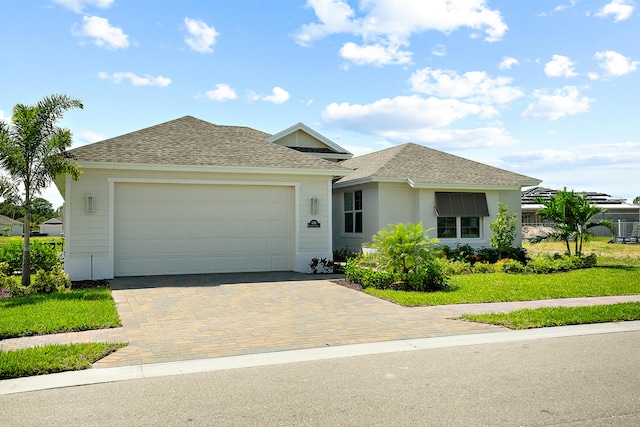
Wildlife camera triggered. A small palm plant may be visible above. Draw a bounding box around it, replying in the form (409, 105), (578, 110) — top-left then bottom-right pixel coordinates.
(369, 222), (445, 291)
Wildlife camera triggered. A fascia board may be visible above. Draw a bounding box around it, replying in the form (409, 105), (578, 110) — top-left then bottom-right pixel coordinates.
(78, 161), (349, 177)
(268, 122), (353, 156)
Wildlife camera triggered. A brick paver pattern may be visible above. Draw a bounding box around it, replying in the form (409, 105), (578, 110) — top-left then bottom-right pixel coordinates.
(2, 272), (639, 368)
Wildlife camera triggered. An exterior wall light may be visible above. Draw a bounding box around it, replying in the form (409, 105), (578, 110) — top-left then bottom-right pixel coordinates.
(85, 193), (95, 214)
(311, 197), (318, 215)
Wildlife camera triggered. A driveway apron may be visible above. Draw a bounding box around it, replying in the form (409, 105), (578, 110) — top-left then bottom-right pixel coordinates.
(94, 272), (499, 368)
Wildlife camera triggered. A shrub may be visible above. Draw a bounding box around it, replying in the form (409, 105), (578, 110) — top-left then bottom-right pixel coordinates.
(525, 254), (597, 274)
(496, 258), (526, 273)
(345, 223), (449, 292)
(309, 257), (334, 274)
(476, 247), (500, 264)
(0, 240), (63, 273)
(31, 267), (71, 294)
(490, 202), (517, 256)
(443, 243), (475, 262)
(0, 241), (23, 273)
(472, 262), (499, 274)
(333, 247), (359, 262)
(30, 240), (63, 272)
(441, 259), (472, 276)
(344, 259), (400, 290)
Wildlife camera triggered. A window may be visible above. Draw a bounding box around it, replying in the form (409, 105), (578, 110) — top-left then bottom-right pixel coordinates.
(344, 190), (363, 233)
(437, 217), (481, 239)
(435, 192), (488, 239)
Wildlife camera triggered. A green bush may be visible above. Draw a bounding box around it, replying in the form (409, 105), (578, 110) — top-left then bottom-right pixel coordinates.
(496, 258), (526, 273)
(30, 240), (62, 272)
(441, 259), (472, 275)
(346, 223), (449, 292)
(0, 241), (23, 273)
(31, 267), (71, 294)
(471, 262), (499, 274)
(344, 259), (400, 289)
(0, 240), (62, 273)
(525, 254), (596, 274)
(442, 243), (475, 262)
(333, 247), (359, 262)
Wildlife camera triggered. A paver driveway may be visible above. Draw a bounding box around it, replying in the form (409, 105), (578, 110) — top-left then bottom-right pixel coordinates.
(94, 272), (500, 368)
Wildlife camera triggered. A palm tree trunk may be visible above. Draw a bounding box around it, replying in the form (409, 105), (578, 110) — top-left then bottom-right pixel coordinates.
(22, 210), (31, 287)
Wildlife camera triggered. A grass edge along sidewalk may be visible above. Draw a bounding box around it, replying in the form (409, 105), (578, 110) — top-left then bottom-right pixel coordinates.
(458, 302), (640, 330)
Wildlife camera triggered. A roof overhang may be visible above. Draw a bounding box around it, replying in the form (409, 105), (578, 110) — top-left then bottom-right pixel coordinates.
(76, 161), (350, 177)
(334, 175), (535, 191)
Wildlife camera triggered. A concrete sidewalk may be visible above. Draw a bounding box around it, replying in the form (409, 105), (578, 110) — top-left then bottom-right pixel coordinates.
(2, 271), (640, 369)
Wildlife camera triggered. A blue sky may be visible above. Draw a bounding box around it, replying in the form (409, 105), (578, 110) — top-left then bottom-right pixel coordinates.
(2, 0), (639, 208)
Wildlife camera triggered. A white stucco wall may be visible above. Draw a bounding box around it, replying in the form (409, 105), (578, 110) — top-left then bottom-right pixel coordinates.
(332, 182), (525, 253)
(64, 167), (335, 280)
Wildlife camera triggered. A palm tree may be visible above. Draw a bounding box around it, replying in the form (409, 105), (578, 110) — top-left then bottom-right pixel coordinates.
(0, 94), (83, 286)
(535, 188), (614, 256)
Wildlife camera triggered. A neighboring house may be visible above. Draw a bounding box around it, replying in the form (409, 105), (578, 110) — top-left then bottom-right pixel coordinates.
(39, 217), (64, 236)
(332, 143), (541, 252)
(55, 116), (350, 280)
(56, 116), (540, 280)
(521, 187), (640, 237)
(0, 214), (23, 236)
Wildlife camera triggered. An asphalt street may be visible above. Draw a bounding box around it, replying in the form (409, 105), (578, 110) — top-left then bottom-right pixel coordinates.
(2, 330), (640, 426)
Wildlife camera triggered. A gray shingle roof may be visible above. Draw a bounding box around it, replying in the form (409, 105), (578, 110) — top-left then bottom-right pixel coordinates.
(335, 143), (540, 187)
(69, 116), (348, 172)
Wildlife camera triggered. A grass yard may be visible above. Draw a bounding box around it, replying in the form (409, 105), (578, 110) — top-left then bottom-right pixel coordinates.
(0, 342), (126, 380)
(365, 266), (640, 306)
(0, 287), (121, 339)
(459, 302), (640, 329)
(524, 238), (640, 267)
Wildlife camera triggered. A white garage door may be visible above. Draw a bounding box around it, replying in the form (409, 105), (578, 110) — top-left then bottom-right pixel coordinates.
(114, 183), (294, 276)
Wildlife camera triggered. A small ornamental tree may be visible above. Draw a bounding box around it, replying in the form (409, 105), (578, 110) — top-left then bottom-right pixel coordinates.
(490, 202), (517, 258)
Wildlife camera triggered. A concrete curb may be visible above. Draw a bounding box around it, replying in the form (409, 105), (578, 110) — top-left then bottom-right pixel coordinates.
(2, 320), (639, 396)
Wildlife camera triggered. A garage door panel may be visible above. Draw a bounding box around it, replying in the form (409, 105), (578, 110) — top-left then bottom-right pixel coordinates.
(115, 183), (293, 276)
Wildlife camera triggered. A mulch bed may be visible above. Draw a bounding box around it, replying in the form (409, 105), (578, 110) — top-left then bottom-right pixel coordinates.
(331, 279), (363, 292)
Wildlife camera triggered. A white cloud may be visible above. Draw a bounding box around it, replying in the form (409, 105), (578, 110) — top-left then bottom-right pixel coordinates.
(521, 86), (593, 120)
(75, 15), (129, 50)
(53, 0), (114, 13)
(0, 110), (9, 123)
(98, 71), (171, 87)
(499, 56), (519, 70)
(595, 0), (635, 22)
(78, 130), (105, 145)
(431, 44), (446, 57)
(295, 0), (508, 66)
(381, 127), (518, 149)
(262, 87), (290, 104)
(322, 95), (491, 131)
(184, 18), (218, 54)
(554, 0), (578, 12)
(204, 84), (237, 101)
(339, 41), (412, 66)
(595, 50), (639, 76)
(409, 67), (524, 104)
(544, 54), (578, 78)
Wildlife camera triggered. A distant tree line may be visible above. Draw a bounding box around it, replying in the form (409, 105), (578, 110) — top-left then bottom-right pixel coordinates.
(0, 196), (57, 226)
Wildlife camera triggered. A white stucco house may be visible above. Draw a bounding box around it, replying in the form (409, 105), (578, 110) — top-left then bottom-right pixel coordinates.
(39, 217), (64, 236)
(57, 116), (540, 280)
(0, 214), (23, 236)
(56, 116), (351, 280)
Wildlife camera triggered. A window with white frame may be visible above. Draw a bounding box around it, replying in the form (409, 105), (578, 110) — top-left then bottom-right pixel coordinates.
(435, 192), (488, 239)
(344, 190), (363, 233)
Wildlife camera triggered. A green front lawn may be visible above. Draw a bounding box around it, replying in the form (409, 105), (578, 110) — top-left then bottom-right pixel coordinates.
(364, 266), (640, 306)
(0, 343), (126, 380)
(0, 287), (121, 339)
(459, 302), (640, 329)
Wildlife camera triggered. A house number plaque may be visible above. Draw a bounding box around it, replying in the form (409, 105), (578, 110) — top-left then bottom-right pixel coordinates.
(307, 219), (321, 228)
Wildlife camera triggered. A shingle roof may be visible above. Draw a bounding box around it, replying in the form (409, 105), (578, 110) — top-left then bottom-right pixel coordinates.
(0, 214), (22, 225)
(335, 143), (540, 187)
(68, 116), (348, 172)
